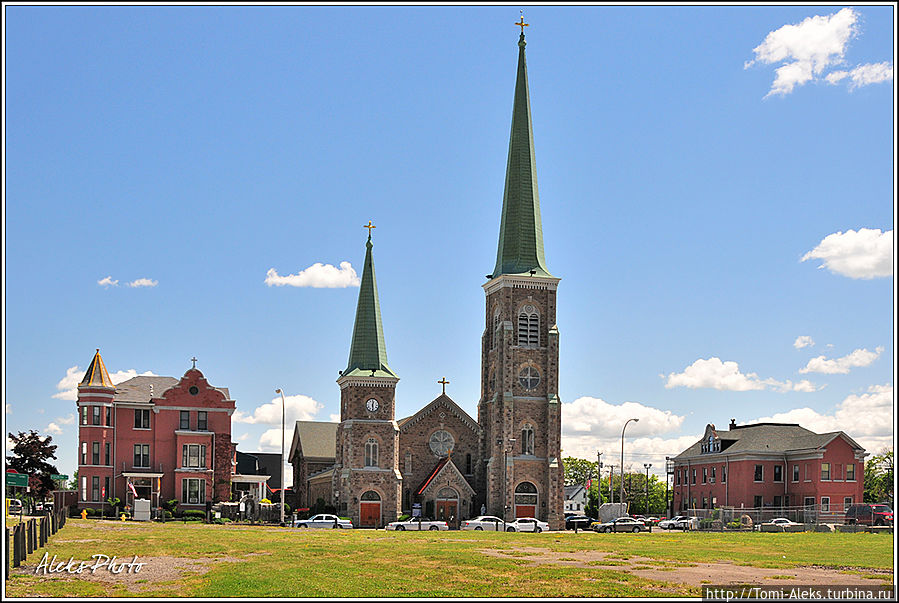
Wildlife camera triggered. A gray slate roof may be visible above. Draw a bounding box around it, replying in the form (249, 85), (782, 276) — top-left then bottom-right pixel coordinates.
(564, 484), (586, 499)
(674, 423), (862, 460)
(292, 421), (338, 460)
(113, 375), (230, 403)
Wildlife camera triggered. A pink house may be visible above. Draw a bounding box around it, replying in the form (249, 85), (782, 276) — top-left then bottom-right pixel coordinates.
(76, 350), (264, 513)
(672, 420), (866, 518)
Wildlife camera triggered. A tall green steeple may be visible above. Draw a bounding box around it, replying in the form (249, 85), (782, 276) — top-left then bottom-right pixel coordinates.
(492, 28), (553, 279)
(342, 226), (398, 379)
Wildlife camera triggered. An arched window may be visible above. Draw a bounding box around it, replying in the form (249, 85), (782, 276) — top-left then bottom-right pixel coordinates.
(364, 438), (378, 468)
(361, 490), (380, 501)
(521, 424), (535, 455)
(492, 309), (501, 350)
(465, 453), (472, 474)
(517, 305), (539, 347)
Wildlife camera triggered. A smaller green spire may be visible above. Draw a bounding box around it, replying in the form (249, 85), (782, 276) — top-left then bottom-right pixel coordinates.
(342, 225), (398, 379)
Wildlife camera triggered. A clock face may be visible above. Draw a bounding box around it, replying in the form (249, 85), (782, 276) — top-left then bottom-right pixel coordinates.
(365, 398), (380, 412)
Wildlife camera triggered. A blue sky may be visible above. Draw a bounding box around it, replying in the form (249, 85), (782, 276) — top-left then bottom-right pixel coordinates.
(3, 4), (895, 484)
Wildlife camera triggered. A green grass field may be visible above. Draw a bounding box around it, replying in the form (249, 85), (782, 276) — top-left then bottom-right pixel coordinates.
(4, 519), (894, 598)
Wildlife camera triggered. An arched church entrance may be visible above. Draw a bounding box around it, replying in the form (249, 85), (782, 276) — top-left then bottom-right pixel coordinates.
(514, 482), (538, 519)
(360, 490), (381, 528)
(435, 487), (459, 529)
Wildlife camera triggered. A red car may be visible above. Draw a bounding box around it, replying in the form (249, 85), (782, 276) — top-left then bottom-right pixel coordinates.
(845, 504), (893, 526)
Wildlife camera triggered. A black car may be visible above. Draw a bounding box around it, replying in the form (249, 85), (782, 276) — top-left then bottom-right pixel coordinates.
(565, 515), (595, 530)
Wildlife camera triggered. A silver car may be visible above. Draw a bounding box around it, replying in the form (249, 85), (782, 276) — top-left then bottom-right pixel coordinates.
(292, 513), (353, 529)
(385, 517), (449, 531)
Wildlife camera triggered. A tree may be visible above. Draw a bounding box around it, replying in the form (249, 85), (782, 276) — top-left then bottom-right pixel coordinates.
(68, 471), (78, 491)
(6, 430), (60, 502)
(562, 456), (598, 486)
(864, 450), (894, 504)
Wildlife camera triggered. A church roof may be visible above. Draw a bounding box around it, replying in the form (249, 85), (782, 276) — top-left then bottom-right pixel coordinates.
(79, 349), (114, 388)
(416, 455), (476, 498)
(491, 30), (552, 279)
(341, 232), (398, 379)
(289, 420), (338, 461)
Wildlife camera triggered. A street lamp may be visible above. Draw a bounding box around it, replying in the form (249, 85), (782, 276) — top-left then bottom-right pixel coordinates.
(620, 418), (639, 511)
(644, 463), (652, 514)
(275, 388), (287, 526)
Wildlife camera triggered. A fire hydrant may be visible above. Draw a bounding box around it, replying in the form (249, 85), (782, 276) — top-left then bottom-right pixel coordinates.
(80, 509), (87, 520)
(121, 513), (127, 521)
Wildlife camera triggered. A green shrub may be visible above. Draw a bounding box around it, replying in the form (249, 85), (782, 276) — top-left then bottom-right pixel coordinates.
(183, 509), (206, 519)
(84, 508), (98, 517)
(726, 521), (742, 530)
(164, 510), (173, 519)
(397, 514), (411, 522)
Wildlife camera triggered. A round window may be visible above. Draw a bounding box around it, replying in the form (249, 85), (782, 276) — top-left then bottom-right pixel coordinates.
(429, 430), (455, 457)
(519, 367), (540, 390)
(189, 386), (199, 396)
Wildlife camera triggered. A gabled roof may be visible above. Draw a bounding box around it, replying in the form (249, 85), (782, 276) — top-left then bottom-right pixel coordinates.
(491, 31), (552, 279)
(415, 456), (476, 498)
(564, 484), (586, 499)
(289, 420), (338, 461)
(398, 394), (479, 434)
(674, 422), (866, 460)
(341, 233), (398, 379)
(79, 349), (114, 388)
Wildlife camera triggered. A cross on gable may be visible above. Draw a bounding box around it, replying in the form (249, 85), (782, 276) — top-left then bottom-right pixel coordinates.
(438, 377), (450, 395)
(190, 356), (198, 369)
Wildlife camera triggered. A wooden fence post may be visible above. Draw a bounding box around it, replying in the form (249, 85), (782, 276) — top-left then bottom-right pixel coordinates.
(5, 528), (9, 580)
(13, 525), (22, 568)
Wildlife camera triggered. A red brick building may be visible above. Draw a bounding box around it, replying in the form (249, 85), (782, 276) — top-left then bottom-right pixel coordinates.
(75, 350), (262, 513)
(672, 421), (866, 515)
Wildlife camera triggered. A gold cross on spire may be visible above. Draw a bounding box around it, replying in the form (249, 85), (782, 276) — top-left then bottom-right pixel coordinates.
(438, 377), (450, 395)
(364, 221), (376, 237)
(516, 11), (528, 34)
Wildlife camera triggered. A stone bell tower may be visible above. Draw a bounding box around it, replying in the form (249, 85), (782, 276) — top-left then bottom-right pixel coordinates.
(477, 21), (564, 530)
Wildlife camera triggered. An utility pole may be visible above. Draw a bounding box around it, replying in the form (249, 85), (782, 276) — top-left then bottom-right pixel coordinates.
(596, 452), (603, 507)
(644, 463), (652, 515)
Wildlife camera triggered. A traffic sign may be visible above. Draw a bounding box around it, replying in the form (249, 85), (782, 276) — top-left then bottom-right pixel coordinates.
(6, 472), (28, 487)
(50, 474), (69, 481)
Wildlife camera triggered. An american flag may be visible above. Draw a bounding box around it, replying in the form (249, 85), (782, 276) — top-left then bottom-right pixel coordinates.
(128, 482), (138, 497)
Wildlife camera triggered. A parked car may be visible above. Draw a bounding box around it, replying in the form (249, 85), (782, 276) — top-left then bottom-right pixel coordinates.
(592, 516), (650, 533)
(845, 504), (893, 526)
(564, 515), (595, 530)
(757, 517), (802, 531)
(385, 517), (448, 531)
(642, 516), (660, 526)
(504, 517), (549, 532)
(462, 515), (505, 531)
(292, 514), (353, 529)
(7, 499), (23, 514)
(657, 515), (688, 530)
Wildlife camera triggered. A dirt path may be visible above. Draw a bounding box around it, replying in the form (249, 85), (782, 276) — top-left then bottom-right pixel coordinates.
(480, 547), (893, 587)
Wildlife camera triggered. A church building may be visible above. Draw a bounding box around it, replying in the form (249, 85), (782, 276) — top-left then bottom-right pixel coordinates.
(289, 25), (564, 529)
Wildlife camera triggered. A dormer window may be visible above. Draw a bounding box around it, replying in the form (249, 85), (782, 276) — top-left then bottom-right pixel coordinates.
(701, 433), (721, 453)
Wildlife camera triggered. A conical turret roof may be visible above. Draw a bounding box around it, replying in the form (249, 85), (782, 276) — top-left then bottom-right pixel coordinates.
(492, 30), (553, 278)
(80, 349), (114, 388)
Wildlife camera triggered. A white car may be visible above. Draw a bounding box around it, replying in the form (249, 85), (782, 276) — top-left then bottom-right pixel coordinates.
(657, 515), (688, 529)
(461, 515), (506, 531)
(504, 517), (549, 533)
(385, 517), (449, 531)
(757, 517), (802, 531)
(292, 513), (353, 529)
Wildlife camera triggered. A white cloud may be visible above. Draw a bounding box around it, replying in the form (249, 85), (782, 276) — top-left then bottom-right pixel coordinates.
(258, 428), (289, 452)
(57, 414), (76, 425)
(746, 8), (859, 97)
(825, 70), (849, 84)
(560, 396), (693, 473)
(664, 357), (821, 392)
(5, 404), (10, 414)
(750, 383), (893, 451)
(45, 423), (63, 435)
(126, 278), (158, 288)
(801, 228), (893, 279)
(847, 62), (894, 89)
(97, 276), (119, 288)
(793, 336), (815, 349)
(53, 365), (158, 400)
(237, 433), (250, 441)
(232, 394), (323, 425)
(329, 413), (341, 423)
(800, 347), (883, 375)
(265, 262), (360, 288)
